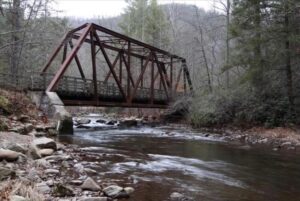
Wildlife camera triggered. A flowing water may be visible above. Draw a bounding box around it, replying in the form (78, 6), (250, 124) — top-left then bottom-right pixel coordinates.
(58, 119), (300, 201)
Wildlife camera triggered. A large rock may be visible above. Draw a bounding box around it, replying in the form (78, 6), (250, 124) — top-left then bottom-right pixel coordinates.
(81, 177), (101, 191)
(0, 166), (15, 180)
(119, 119), (138, 127)
(103, 185), (123, 198)
(75, 118), (91, 125)
(33, 137), (57, 150)
(0, 149), (21, 161)
(2, 142), (28, 154)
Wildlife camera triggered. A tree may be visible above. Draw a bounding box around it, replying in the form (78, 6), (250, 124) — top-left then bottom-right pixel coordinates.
(119, 0), (169, 48)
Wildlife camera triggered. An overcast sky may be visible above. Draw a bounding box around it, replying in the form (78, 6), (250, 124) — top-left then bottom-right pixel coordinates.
(54, 0), (214, 18)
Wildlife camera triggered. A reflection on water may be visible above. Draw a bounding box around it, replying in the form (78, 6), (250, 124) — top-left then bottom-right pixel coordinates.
(58, 126), (300, 201)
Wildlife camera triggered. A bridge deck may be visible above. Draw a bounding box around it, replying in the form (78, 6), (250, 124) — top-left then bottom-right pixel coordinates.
(0, 73), (174, 108)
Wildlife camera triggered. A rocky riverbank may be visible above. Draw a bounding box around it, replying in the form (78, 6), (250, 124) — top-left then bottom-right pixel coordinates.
(197, 126), (300, 153)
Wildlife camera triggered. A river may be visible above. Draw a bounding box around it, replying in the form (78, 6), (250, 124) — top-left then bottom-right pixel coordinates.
(58, 119), (300, 201)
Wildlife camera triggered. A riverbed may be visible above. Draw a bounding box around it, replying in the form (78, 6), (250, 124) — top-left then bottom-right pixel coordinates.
(58, 122), (300, 201)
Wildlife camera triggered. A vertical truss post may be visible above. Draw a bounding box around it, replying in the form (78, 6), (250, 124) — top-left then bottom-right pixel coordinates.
(141, 58), (144, 87)
(90, 29), (98, 103)
(170, 57), (173, 98)
(119, 52), (123, 85)
(127, 42), (131, 103)
(151, 60), (154, 104)
(62, 42), (68, 64)
(183, 68), (187, 94)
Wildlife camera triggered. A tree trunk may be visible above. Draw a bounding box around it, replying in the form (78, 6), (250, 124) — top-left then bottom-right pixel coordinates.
(284, 2), (294, 107)
(10, 0), (21, 77)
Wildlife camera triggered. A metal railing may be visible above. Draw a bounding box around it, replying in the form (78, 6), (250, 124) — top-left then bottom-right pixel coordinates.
(0, 72), (170, 102)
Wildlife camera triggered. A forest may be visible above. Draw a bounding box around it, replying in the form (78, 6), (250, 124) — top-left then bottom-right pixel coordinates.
(1, 0), (300, 128)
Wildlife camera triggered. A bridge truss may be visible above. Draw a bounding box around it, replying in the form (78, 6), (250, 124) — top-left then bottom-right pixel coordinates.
(42, 23), (193, 108)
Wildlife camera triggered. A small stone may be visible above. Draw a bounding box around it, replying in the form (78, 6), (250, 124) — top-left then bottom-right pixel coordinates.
(81, 177), (101, 191)
(18, 115), (30, 123)
(46, 179), (54, 187)
(27, 168), (41, 182)
(124, 187), (134, 195)
(53, 183), (75, 197)
(84, 168), (97, 174)
(10, 195), (28, 201)
(29, 145), (41, 160)
(61, 160), (70, 168)
(39, 149), (54, 157)
(103, 185), (123, 198)
(45, 169), (59, 175)
(70, 180), (83, 185)
(0, 166), (15, 180)
(281, 142), (292, 147)
(75, 163), (85, 173)
(48, 128), (58, 136)
(34, 132), (47, 137)
(35, 182), (51, 193)
(170, 192), (185, 200)
(79, 197), (108, 201)
(35, 125), (46, 132)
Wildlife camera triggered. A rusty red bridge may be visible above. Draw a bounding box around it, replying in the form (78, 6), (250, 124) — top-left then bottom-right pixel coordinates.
(3, 23), (193, 109)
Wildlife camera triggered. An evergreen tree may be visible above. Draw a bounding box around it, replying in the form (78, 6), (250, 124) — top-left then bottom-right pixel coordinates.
(119, 0), (169, 48)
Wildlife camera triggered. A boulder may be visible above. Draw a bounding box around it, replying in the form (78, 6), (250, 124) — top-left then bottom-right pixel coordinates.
(0, 148), (21, 161)
(96, 119), (106, 124)
(76, 118), (91, 125)
(119, 119), (138, 127)
(103, 185), (123, 198)
(81, 177), (101, 191)
(0, 166), (15, 180)
(2, 142), (28, 154)
(33, 137), (57, 150)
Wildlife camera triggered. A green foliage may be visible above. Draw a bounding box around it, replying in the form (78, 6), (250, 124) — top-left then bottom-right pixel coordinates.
(189, 85), (297, 128)
(119, 0), (169, 47)
(0, 95), (11, 115)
